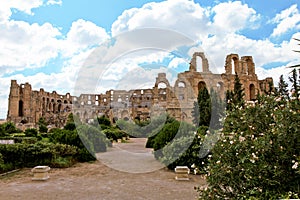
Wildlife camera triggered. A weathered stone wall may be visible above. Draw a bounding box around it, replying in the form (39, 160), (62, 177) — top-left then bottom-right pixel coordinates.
(7, 53), (273, 127)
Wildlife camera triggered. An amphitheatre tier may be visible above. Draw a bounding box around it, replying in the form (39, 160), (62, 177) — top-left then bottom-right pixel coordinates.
(7, 52), (273, 130)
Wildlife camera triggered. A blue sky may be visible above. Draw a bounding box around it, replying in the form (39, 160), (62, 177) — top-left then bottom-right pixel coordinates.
(0, 0), (300, 118)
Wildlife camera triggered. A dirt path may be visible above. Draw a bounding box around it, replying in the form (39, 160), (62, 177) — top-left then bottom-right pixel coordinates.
(0, 138), (206, 200)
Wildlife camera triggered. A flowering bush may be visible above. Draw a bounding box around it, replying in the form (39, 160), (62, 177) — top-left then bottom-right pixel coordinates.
(198, 95), (300, 199)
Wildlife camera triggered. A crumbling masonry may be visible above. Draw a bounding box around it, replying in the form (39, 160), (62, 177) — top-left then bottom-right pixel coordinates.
(7, 53), (273, 129)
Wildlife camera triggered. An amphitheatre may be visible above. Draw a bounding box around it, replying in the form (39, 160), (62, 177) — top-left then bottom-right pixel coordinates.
(1, 52), (276, 199)
(7, 52), (273, 129)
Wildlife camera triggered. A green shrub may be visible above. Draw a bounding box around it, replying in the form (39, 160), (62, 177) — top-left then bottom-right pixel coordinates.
(24, 128), (38, 137)
(102, 128), (126, 141)
(0, 142), (78, 173)
(77, 125), (108, 153)
(198, 95), (300, 199)
(160, 126), (214, 170)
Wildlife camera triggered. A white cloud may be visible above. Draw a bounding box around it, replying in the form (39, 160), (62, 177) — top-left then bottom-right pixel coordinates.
(61, 19), (110, 57)
(0, 21), (61, 73)
(271, 4), (300, 37)
(46, 0), (62, 6)
(0, 0), (44, 21)
(111, 0), (210, 40)
(211, 1), (260, 33)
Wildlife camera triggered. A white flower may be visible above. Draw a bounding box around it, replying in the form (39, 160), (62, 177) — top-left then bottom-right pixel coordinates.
(292, 162), (298, 169)
(191, 163), (196, 168)
(230, 140), (234, 144)
(216, 160), (221, 164)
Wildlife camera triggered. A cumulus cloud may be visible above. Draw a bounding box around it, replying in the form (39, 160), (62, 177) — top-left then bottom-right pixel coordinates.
(111, 0), (210, 40)
(270, 4), (300, 37)
(0, 21), (61, 73)
(61, 19), (110, 57)
(210, 1), (260, 33)
(0, 0), (43, 21)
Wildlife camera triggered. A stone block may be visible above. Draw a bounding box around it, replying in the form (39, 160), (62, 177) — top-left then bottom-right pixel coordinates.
(31, 166), (50, 181)
(175, 166), (190, 181)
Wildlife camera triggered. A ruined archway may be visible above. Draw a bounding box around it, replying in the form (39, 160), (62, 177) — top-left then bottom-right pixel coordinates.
(250, 84), (255, 100)
(198, 81), (207, 91)
(18, 100), (23, 117)
(189, 52), (210, 72)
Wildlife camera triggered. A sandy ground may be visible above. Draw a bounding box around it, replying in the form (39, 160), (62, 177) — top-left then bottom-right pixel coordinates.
(0, 138), (206, 200)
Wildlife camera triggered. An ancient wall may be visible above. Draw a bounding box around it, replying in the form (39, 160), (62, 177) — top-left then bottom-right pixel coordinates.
(7, 52), (274, 128)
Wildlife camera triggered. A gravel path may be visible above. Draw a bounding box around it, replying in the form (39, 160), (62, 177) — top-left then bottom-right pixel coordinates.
(0, 138), (206, 200)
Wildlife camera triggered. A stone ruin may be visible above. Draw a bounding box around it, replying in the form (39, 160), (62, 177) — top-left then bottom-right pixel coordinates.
(7, 52), (273, 129)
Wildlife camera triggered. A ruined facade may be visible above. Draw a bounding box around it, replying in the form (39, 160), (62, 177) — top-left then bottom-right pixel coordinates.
(7, 53), (273, 128)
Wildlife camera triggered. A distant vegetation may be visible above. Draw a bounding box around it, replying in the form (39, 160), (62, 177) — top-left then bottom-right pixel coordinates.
(0, 114), (126, 173)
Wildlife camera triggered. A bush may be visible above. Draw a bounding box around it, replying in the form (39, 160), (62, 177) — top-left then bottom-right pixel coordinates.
(77, 125), (108, 153)
(160, 126), (214, 170)
(0, 142), (78, 173)
(24, 128), (38, 137)
(102, 128), (127, 142)
(49, 128), (97, 162)
(198, 95), (300, 199)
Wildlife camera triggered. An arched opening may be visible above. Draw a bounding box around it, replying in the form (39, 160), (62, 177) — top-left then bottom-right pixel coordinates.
(196, 56), (203, 72)
(181, 112), (187, 120)
(178, 81), (186, 88)
(121, 110), (129, 119)
(232, 57), (238, 74)
(58, 104), (62, 112)
(250, 84), (255, 100)
(48, 103), (52, 112)
(124, 117), (129, 121)
(18, 100), (24, 117)
(113, 117), (118, 123)
(198, 81), (207, 91)
(158, 82), (167, 89)
(53, 103), (56, 113)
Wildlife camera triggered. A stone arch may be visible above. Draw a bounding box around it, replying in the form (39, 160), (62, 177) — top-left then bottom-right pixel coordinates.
(154, 73), (170, 88)
(158, 82), (167, 89)
(53, 103), (56, 113)
(250, 84), (255, 100)
(48, 102), (52, 112)
(58, 104), (62, 112)
(178, 81), (186, 88)
(83, 111), (88, 122)
(225, 54), (239, 74)
(198, 81), (207, 91)
(189, 52), (210, 72)
(18, 100), (24, 117)
(181, 112), (187, 120)
(121, 110), (129, 119)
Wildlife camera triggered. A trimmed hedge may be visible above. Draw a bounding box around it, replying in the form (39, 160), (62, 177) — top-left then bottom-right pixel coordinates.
(0, 142), (77, 173)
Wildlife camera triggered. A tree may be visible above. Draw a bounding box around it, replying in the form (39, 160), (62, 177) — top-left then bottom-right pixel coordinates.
(38, 117), (48, 133)
(192, 87), (211, 127)
(289, 68), (299, 98)
(289, 38), (300, 68)
(210, 88), (225, 129)
(64, 114), (76, 131)
(232, 72), (245, 104)
(226, 73), (245, 111)
(278, 75), (289, 98)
